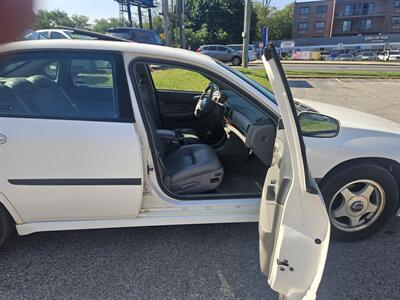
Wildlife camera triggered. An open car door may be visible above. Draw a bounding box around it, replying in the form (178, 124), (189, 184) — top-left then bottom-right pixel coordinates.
(259, 44), (330, 299)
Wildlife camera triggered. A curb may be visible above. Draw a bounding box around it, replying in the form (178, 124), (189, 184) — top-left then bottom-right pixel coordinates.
(286, 76), (400, 79)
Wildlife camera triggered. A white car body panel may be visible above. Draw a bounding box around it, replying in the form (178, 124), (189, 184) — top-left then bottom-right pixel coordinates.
(0, 118), (143, 223)
(259, 50), (330, 299)
(0, 40), (397, 237)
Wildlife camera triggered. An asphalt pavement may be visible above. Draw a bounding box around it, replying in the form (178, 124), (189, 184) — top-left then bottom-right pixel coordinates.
(0, 79), (399, 300)
(249, 61), (400, 72)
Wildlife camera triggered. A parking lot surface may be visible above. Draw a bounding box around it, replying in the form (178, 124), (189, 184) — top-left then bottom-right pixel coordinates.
(0, 78), (399, 300)
(290, 78), (400, 123)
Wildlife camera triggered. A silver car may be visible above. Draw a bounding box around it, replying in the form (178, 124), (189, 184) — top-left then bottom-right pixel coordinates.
(226, 44), (258, 61)
(196, 44), (242, 66)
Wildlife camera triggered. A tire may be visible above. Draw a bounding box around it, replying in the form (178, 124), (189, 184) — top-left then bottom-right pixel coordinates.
(232, 56), (241, 66)
(321, 163), (398, 242)
(0, 204), (14, 247)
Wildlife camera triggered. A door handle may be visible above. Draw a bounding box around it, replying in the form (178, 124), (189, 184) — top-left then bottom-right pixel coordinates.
(0, 134), (7, 145)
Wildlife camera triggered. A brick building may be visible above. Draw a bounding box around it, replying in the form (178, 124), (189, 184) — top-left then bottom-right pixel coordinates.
(293, 0), (400, 39)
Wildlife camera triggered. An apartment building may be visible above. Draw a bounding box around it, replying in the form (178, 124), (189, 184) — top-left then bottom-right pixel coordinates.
(293, 0), (400, 39)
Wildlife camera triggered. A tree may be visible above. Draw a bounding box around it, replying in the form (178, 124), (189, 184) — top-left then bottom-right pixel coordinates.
(183, 0), (258, 49)
(253, 3), (294, 41)
(92, 18), (129, 33)
(71, 14), (90, 30)
(265, 3), (294, 40)
(32, 9), (75, 29)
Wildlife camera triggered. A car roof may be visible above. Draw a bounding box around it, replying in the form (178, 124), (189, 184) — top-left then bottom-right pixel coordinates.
(1, 40), (215, 64)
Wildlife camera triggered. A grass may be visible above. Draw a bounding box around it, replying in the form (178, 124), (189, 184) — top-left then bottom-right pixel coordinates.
(151, 67), (400, 94)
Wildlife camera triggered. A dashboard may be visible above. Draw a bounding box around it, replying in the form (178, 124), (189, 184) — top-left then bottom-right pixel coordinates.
(221, 90), (276, 165)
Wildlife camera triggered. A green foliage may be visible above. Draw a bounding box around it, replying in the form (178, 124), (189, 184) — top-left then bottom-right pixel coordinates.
(184, 0), (258, 49)
(32, 9), (76, 29)
(253, 2), (294, 41)
(92, 18), (129, 33)
(70, 14), (90, 30)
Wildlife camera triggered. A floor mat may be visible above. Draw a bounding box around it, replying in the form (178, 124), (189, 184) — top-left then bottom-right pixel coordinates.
(216, 174), (263, 194)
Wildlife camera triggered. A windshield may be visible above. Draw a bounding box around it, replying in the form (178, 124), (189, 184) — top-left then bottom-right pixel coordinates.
(107, 29), (132, 40)
(218, 61), (276, 104)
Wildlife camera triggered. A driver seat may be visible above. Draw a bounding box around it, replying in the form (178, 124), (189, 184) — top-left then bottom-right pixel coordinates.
(136, 64), (200, 144)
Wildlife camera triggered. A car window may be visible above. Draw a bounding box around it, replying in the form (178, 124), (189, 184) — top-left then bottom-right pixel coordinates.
(228, 45), (241, 51)
(0, 52), (120, 120)
(208, 46), (217, 51)
(50, 31), (66, 39)
(44, 61), (59, 80)
(38, 31), (48, 39)
(70, 59), (114, 88)
(133, 30), (160, 44)
(217, 46), (229, 52)
(149, 65), (209, 92)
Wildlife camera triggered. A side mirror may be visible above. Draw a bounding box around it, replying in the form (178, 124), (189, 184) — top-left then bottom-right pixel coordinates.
(299, 112), (340, 138)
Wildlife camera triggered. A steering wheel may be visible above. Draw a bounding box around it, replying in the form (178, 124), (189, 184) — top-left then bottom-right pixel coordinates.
(194, 83), (216, 118)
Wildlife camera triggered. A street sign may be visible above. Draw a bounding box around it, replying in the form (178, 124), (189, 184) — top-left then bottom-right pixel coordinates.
(280, 40), (295, 49)
(262, 27), (269, 48)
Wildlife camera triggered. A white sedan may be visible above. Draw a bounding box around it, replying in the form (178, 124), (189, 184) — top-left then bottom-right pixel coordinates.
(0, 39), (398, 298)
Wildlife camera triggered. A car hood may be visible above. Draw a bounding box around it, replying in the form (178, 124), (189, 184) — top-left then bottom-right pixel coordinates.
(296, 98), (400, 134)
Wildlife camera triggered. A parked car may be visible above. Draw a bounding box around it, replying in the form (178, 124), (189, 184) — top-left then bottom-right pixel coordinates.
(356, 51), (378, 61)
(378, 50), (400, 61)
(36, 28), (98, 40)
(196, 45), (242, 66)
(0, 39), (399, 296)
(18, 29), (47, 41)
(106, 27), (164, 46)
(226, 44), (258, 61)
(337, 53), (355, 61)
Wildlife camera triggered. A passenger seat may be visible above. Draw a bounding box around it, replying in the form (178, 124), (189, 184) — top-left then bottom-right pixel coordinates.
(147, 110), (224, 194)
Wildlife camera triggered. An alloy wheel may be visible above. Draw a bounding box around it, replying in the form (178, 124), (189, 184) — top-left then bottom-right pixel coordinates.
(328, 179), (386, 232)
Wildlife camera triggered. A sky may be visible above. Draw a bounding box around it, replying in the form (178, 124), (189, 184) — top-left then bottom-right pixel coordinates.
(34, 0), (301, 20)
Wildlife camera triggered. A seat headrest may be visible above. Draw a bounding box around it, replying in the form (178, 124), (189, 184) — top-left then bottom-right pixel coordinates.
(27, 75), (56, 88)
(4, 78), (35, 93)
(0, 82), (15, 97)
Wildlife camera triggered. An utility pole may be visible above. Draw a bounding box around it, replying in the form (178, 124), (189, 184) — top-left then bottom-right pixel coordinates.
(177, 0), (185, 48)
(242, 0), (251, 67)
(162, 0), (171, 46)
(138, 4), (143, 28)
(148, 8), (153, 29)
(126, 0), (133, 27)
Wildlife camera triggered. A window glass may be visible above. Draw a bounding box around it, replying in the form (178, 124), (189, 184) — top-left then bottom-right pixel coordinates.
(149, 65), (209, 92)
(343, 20), (352, 32)
(70, 59), (114, 88)
(315, 21), (326, 32)
(50, 31), (67, 39)
(228, 45), (241, 51)
(344, 4), (356, 16)
(44, 61), (59, 79)
(217, 46), (229, 52)
(360, 19), (372, 31)
(38, 31), (48, 39)
(362, 3), (374, 15)
(396, 0), (400, 8)
(0, 53), (119, 120)
(392, 16), (400, 25)
(208, 46), (217, 51)
(316, 5), (328, 14)
(299, 7), (310, 15)
(298, 22), (309, 34)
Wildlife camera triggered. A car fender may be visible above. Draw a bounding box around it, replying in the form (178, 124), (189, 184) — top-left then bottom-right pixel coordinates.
(0, 190), (23, 224)
(305, 129), (400, 180)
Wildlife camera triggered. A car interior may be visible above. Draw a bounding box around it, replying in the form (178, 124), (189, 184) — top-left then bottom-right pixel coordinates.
(0, 55), (119, 120)
(133, 63), (277, 198)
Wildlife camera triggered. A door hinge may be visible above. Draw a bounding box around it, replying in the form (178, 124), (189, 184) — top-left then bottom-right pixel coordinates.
(147, 165), (154, 174)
